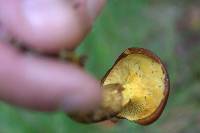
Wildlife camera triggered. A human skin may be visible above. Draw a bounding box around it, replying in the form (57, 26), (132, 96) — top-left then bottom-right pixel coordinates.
(0, 0), (106, 113)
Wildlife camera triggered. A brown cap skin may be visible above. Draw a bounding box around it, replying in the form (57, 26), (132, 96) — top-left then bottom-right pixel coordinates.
(102, 48), (170, 125)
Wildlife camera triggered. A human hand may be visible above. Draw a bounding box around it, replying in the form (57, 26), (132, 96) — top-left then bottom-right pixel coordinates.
(0, 0), (106, 113)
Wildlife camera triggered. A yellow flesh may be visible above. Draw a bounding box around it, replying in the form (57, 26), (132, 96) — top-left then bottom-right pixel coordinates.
(103, 53), (165, 121)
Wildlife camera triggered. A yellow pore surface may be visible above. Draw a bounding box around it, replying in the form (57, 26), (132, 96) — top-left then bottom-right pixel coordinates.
(103, 54), (165, 121)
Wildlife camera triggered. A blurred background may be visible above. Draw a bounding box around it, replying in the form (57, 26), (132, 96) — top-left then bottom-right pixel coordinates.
(0, 0), (200, 132)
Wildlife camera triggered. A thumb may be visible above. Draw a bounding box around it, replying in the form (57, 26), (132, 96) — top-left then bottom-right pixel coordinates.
(0, 0), (106, 53)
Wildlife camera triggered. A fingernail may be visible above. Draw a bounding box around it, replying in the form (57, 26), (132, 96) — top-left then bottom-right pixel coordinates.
(86, 0), (106, 21)
(61, 92), (89, 113)
(61, 84), (102, 113)
(61, 93), (100, 113)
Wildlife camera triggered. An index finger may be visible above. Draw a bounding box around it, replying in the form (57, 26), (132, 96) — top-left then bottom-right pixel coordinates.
(0, 43), (101, 112)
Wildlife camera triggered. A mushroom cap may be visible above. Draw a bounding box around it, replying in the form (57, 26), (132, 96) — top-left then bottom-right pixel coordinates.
(102, 48), (170, 125)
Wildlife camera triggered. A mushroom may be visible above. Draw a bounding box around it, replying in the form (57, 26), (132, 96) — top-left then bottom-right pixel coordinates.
(102, 48), (170, 125)
(70, 48), (170, 125)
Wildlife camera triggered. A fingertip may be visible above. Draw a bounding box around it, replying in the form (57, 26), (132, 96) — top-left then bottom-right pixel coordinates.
(0, 0), (107, 53)
(0, 0), (86, 52)
(61, 77), (102, 113)
(20, 55), (102, 112)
